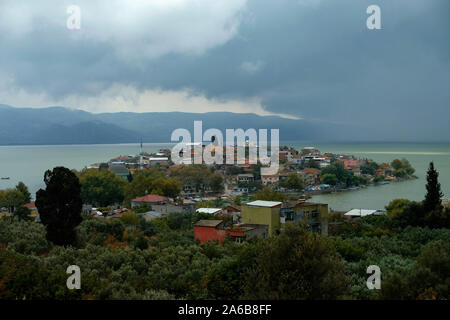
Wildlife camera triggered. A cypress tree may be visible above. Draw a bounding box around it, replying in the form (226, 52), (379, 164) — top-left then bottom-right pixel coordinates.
(423, 161), (443, 213)
(35, 167), (83, 246)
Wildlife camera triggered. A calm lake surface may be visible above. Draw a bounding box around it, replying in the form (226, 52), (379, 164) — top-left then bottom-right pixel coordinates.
(0, 142), (449, 211)
(303, 143), (450, 211)
(0, 143), (172, 198)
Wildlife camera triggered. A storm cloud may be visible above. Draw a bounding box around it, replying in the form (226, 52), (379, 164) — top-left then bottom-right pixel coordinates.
(0, 0), (449, 141)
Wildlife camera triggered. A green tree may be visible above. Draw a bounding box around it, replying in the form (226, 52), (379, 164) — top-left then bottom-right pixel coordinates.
(321, 162), (347, 183)
(16, 181), (31, 203)
(123, 172), (153, 207)
(253, 187), (285, 201)
(196, 200), (216, 208)
(391, 158), (415, 178)
(422, 162), (449, 228)
(79, 169), (127, 207)
(385, 198), (424, 228)
(0, 189), (26, 213)
(121, 212), (140, 226)
(14, 206), (32, 221)
(280, 173), (304, 191)
(385, 199), (412, 219)
(133, 235), (149, 250)
(360, 161), (379, 175)
(306, 159), (320, 169)
(243, 223), (349, 299)
(170, 165), (213, 193)
(132, 204), (152, 214)
(192, 212), (214, 224)
(35, 167), (83, 246)
(124, 172), (180, 207)
(151, 177), (181, 198)
(423, 162), (443, 213)
(391, 159), (403, 170)
(321, 173), (338, 186)
(209, 173), (224, 193)
(402, 159), (415, 175)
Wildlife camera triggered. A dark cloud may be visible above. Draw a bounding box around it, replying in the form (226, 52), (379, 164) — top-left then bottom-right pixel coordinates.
(0, 0), (449, 141)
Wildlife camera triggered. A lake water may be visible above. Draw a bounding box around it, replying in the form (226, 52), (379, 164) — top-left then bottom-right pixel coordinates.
(0, 143), (172, 198)
(300, 143), (450, 211)
(0, 142), (449, 211)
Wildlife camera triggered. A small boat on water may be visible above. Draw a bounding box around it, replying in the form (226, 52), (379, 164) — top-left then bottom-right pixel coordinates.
(1, 177), (10, 180)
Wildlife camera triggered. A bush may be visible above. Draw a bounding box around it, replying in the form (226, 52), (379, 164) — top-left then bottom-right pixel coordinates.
(243, 223), (349, 299)
(121, 212), (140, 226)
(0, 217), (51, 255)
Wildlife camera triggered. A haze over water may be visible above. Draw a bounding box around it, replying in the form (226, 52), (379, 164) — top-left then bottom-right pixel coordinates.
(0, 142), (449, 211)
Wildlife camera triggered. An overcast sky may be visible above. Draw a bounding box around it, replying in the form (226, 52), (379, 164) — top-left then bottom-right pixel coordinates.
(0, 0), (449, 140)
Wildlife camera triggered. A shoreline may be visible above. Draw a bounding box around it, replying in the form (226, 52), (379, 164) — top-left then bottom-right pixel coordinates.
(305, 175), (418, 196)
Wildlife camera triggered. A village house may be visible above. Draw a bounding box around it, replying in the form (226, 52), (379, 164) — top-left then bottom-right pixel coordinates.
(152, 203), (185, 214)
(344, 159), (361, 176)
(194, 220), (227, 243)
(225, 204), (241, 222)
(301, 147), (320, 156)
(278, 151), (288, 162)
(288, 153), (303, 165)
(24, 202), (39, 222)
(140, 210), (166, 222)
(285, 161), (299, 170)
(109, 163), (130, 180)
(148, 157), (169, 165)
(241, 200), (282, 236)
(379, 163), (392, 176)
(131, 194), (168, 208)
(261, 173), (279, 186)
(225, 224), (268, 243)
(111, 156), (132, 162)
(281, 200), (329, 236)
(299, 168), (321, 186)
(193, 220), (268, 244)
(237, 173), (254, 184)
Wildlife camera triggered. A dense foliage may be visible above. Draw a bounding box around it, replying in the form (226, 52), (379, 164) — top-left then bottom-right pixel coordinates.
(321, 162), (367, 187)
(0, 162), (448, 300)
(391, 158), (415, 178)
(1, 208), (449, 300)
(79, 169), (127, 207)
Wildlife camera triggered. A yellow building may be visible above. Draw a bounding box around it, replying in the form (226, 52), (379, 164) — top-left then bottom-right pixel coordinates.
(241, 200), (282, 236)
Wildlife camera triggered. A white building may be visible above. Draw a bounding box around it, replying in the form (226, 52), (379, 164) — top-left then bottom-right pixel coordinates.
(344, 209), (385, 218)
(196, 208), (224, 215)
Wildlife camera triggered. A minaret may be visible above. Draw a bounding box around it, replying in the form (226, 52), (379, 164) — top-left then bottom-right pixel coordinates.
(139, 139), (143, 170)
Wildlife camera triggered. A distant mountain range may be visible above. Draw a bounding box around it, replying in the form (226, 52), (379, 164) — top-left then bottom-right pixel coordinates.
(0, 104), (355, 145)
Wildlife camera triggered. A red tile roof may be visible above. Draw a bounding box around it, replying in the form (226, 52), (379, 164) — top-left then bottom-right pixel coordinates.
(132, 194), (168, 203)
(24, 202), (36, 209)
